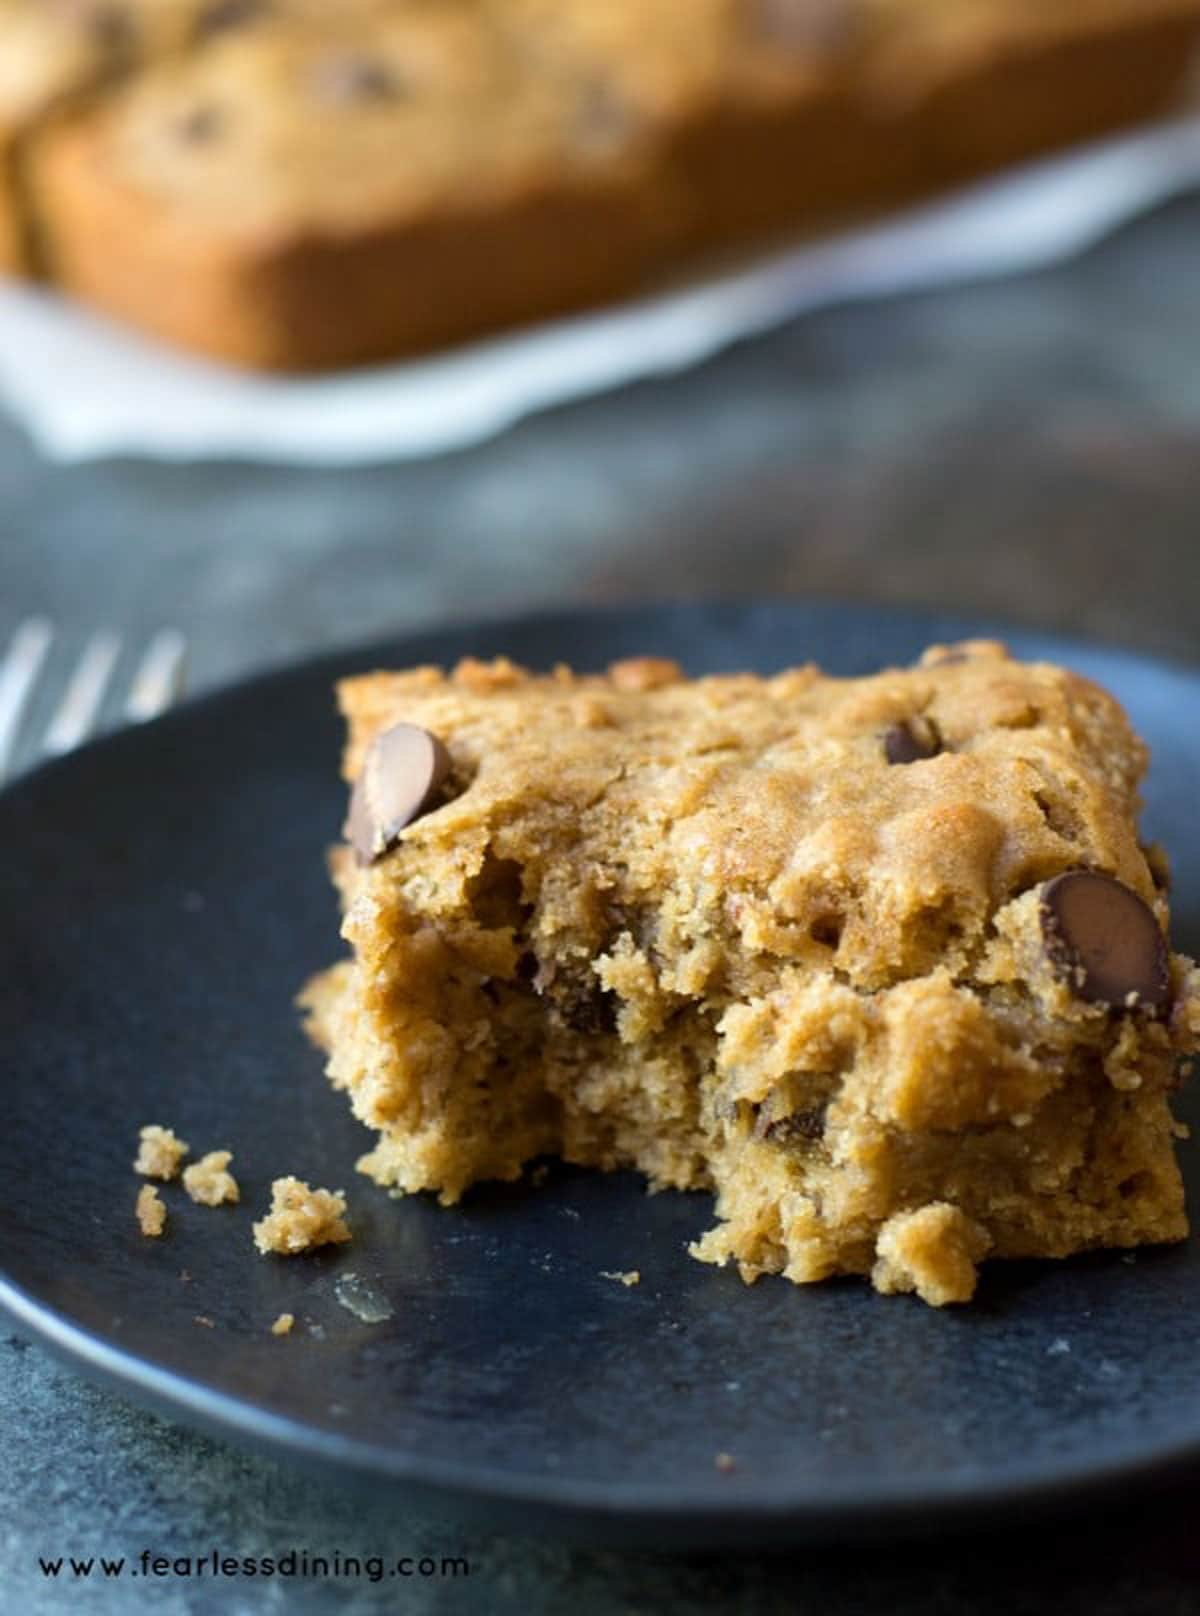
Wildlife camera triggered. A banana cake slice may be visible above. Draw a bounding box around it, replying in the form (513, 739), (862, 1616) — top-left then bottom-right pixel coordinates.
(302, 642), (1199, 1305)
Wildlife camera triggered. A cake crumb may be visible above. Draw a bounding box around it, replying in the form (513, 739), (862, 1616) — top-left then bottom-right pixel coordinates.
(193, 1315), (215, 1329)
(871, 1204), (991, 1307)
(253, 1177), (351, 1256)
(270, 1313), (295, 1336)
(135, 1184), (167, 1237)
(607, 656), (681, 692)
(601, 1269), (640, 1287)
(571, 694), (614, 729)
(714, 1452), (737, 1473)
(134, 1124), (189, 1181)
(182, 1150), (240, 1207)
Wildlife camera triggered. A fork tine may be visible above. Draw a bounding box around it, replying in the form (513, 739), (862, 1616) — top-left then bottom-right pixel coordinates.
(125, 629), (187, 723)
(43, 631), (122, 757)
(0, 618), (53, 783)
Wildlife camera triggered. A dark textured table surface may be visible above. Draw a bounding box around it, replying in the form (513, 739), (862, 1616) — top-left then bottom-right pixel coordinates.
(4, 193), (1200, 1613)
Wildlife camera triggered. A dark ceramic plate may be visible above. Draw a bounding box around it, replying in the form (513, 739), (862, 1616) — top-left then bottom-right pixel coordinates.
(2, 602), (1199, 1549)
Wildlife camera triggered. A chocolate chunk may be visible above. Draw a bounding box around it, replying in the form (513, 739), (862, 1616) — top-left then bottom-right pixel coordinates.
(574, 79), (636, 158)
(1039, 871), (1170, 1011)
(313, 53), (402, 105)
(174, 104), (224, 144)
(533, 961), (618, 1034)
(346, 723), (451, 865)
(541, 976), (618, 1036)
(883, 717), (941, 765)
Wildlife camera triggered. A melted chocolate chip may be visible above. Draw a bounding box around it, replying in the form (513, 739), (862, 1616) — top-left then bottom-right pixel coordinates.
(883, 717), (941, 766)
(345, 723), (452, 865)
(313, 53), (403, 105)
(544, 978), (617, 1036)
(756, 1106), (827, 1145)
(175, 104), (224, 144)
(574, 79), (635, 157)
(1039, 871), (1170, 1011)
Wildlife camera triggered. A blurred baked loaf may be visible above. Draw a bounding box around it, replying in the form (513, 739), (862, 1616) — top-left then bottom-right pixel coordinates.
(3, 0), (1200, 369)
(30, 6), (679, 368)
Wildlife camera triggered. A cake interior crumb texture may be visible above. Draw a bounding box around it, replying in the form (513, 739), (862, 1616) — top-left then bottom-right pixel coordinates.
(303, 644), (1200, 1305)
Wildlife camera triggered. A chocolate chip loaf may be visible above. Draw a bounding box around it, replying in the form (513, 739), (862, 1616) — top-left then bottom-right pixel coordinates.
(4, 0), (1200, 367)
(302, 643), (1200, 1306)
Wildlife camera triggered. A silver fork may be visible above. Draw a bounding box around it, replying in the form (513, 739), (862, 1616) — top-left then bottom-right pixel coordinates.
(0, 620), (187, 786)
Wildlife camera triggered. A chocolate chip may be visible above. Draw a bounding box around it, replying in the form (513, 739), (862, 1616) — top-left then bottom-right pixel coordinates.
(55, 1), (136, 54)
(883, 717), (941, 765)
(345, 723), (451, 865)
(174, 104), (224, 144)
(574, 79), (635, 158)
(197, 0), (269, 35)
(557, 986), (618, 1036)
(750, 0), (856, 52)
(1039, 871), (1170, 1011)
(312, 53), (402, 105)
(756, 1106), (827, 1145)
(535, 967), (618, 1035)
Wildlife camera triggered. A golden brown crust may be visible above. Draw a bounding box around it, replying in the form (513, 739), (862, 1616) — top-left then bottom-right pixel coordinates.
(308, 643), (1199, 1305)
(33, 121), (670, 369)
(888, 3), (1200, 187)
(0, 151), (26, 272)
(6, 0), (1200, 369)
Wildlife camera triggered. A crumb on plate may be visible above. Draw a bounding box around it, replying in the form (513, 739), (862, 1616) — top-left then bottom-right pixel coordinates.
(135, 1184), (166, 1237)
(134, 1124), (189, 1181)
(182, 1149), (240, 1206)
(252, 1177), (351, 1256)
(270, 1312), (295, 1336)
(600, 1269), (640, 1287)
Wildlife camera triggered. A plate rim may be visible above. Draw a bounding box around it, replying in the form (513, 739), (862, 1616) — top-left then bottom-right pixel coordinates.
(3, 596), (1200, 1544)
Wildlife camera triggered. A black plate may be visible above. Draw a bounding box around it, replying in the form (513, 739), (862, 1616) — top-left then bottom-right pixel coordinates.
(3, 601), (1200, 1549)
